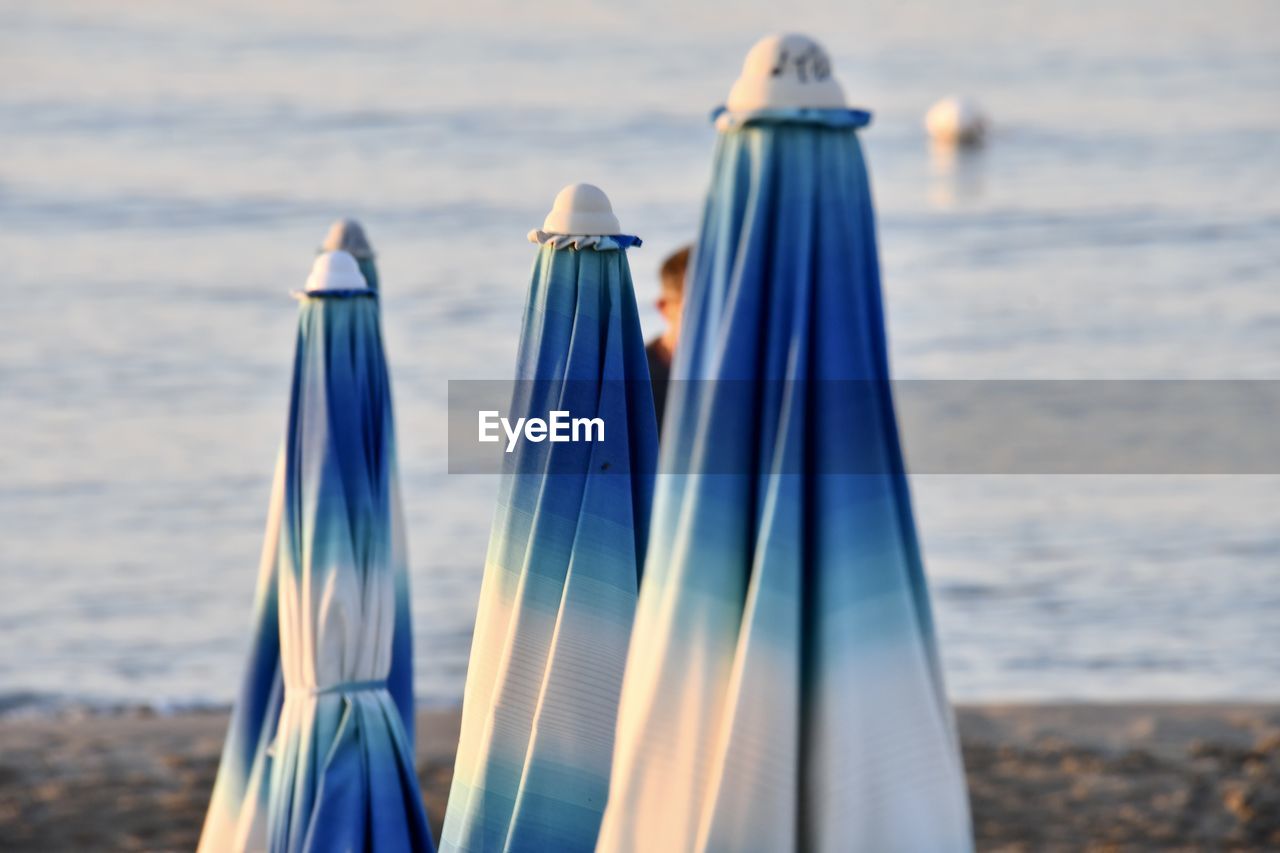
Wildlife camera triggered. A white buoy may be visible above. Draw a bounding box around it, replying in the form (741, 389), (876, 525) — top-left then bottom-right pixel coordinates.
(925, 96), (988, 146)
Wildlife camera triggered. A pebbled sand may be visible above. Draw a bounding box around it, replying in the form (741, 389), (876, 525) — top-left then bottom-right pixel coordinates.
(1, 704), (1278, 851)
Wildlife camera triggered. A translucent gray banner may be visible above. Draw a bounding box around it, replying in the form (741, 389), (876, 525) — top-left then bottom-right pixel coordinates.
(447, 380), (1280, 475)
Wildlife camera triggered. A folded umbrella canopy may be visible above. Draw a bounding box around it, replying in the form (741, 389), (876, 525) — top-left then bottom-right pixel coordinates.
(199, 233), (417, 850)
(442, 184), (658, 852)
(266, 250), (431, 852)
(315, 221), (415, 737)
(598, 35), (973, 852)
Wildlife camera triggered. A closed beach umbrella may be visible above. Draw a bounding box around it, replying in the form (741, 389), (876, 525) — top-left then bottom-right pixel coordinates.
(598, 35), (972, 852)
(266, 250), (431, 852)
(442, 184), (658, 852)
(197, 448), (287, 852)
(322, 218), (380, 293)
(199, 236), (418, 852)
(315, 219), (417, 737)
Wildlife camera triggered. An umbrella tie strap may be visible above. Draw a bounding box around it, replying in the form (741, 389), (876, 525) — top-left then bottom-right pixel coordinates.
(293, 679), (388, 697)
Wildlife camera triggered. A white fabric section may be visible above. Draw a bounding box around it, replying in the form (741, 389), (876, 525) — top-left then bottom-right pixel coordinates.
(597, 596), (743, 851)
(808, 601), (972, 852)
(526, 230), (626, 251)
(277, 359), (395, 700)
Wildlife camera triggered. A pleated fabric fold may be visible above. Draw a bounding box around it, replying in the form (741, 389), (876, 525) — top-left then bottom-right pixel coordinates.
(442, 242), (658, 852)
(266, 292), (432, 853)
(197, 279), (414, 850)
(597, 114), (973, 852)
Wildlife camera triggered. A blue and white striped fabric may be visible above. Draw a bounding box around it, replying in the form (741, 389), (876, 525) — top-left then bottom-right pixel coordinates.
(442, 234), (658, 852)
(597, 109), (973, 852)
(197, 448), (286, 852)
(266, 284), (431, 852)
(199, 259), (426, 852)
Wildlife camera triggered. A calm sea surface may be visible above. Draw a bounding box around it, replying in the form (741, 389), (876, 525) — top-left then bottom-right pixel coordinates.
(2, 1), (1278, 713)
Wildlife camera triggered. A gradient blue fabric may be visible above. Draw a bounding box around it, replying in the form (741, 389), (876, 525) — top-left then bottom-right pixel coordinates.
(597, 110), (973, 852)
(267, 290), (432, 852)
(194, 286), (424, 850)
(357, 256), (380, 294)
(197, 463), (418, 852)
(442, 235), (657, 852)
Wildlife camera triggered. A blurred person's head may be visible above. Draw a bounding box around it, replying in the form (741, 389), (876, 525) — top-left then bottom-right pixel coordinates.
(656, 245), (690, 350)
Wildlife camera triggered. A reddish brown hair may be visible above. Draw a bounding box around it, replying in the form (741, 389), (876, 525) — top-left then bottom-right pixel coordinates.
(660, 245), (692, 296)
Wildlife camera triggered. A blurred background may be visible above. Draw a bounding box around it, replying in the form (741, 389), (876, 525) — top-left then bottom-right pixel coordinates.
(2, 0), (1277, 715)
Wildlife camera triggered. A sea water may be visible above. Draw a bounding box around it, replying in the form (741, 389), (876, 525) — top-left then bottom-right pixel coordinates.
(1, 0), (1277, 714)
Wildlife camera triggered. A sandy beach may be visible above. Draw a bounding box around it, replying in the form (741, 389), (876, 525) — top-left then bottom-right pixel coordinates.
(0, 703), (1276, 851)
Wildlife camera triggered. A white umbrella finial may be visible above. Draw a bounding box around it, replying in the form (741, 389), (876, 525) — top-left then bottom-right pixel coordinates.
(305, 250), (367, 292)
(925, 96), (988, 145)
(541, 183), (622, 236)
(726, 33), (847, 112)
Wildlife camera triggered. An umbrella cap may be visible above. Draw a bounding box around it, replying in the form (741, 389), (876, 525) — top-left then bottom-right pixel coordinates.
(321, 218), (375, 259)
(305, 250), (367, 292)
(541, 183), (622, 236)
(726, 33), (846, 112)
